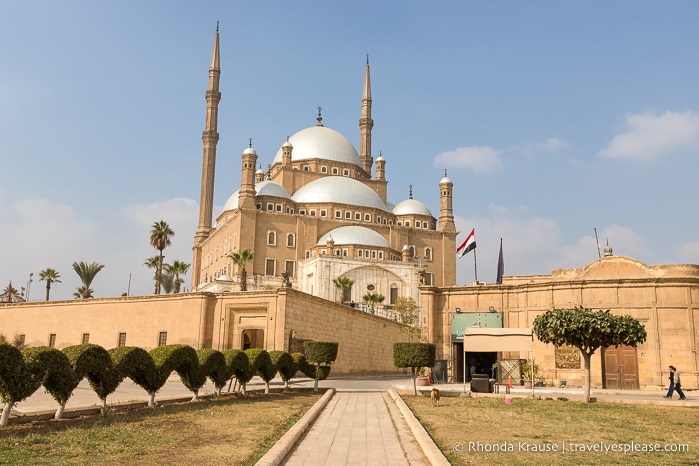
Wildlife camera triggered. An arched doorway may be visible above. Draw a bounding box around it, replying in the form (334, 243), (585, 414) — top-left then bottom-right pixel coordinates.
(242, 329), (264, 350)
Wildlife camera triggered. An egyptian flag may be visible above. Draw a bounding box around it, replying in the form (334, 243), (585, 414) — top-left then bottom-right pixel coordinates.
(457, 228), (476, 258)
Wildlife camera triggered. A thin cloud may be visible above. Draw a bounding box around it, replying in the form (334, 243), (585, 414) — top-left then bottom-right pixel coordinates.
(433, 146), (502, 174)
(599, 110), (699, 161)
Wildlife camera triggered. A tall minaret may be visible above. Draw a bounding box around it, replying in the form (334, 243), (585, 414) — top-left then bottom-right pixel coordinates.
(192, 24), (221, 288)
(439, 170), (456, 233)
(359, 55), (374, 175)
(195, 24), (221, 243)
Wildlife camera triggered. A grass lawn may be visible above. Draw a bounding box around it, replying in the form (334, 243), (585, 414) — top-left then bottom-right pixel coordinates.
(0, 391), (322, 466)
(405, 395), (699, 465)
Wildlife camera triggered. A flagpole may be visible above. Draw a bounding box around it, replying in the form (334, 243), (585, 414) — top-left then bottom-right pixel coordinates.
(473, 245), (478, 283)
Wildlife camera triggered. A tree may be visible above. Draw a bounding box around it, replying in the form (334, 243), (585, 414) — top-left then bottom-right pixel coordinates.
(332, 276), (354, 303)
(362, 292), (384, 313)
(303, 341), (339, 392)
(164, 260), (191, 293)
(149, 220), (174, 295)
(72, 261), (105, 299)
(533, 306), (647, 402)
(228, 249), (254, 291)
(143, 256), (160, 294)
(39, 268), (61, 301)
(392, 296), (422, 341)
(393, 342), (436, 396)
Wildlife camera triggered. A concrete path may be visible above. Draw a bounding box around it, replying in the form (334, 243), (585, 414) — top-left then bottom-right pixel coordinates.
(283, 391), (428, 465)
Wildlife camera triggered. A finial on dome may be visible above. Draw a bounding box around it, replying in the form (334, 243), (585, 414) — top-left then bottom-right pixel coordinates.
(444, 169), (448, 177)
(366, 54), (369, 65)
(409, 184), (413, 199)
(316, 106), (323, 126)
(604, 239), (613, 257)
(249, 138), (253, 148)
(216, 21), (219, 33)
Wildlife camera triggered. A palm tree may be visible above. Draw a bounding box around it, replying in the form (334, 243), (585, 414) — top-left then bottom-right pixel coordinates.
(39, 268), (61, 301)
(164, 260), (191, 293)
(149, 220), (174, 295)
(362, 292), (385, 314)
(228, 249), (254, 291)
(143, 256), (161, 294)
(332, 276), (355, 303)
(72, 261), (105, 299)
(159, 272), (174, 294)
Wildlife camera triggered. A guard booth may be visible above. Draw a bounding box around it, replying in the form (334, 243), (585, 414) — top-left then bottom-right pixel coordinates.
(462, 327), (533, 392)
(450, 312), (503, 383)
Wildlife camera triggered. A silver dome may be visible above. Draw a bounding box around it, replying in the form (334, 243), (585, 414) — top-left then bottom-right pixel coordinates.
(317, 226), (391, 248)
(291, 176), (388, 211)
(272, 126), (361, 166)
(392, 198), (433, 217)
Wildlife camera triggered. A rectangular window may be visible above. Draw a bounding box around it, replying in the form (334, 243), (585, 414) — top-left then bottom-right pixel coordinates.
(310, 210), (316, 216)
(299, 209), (306, 215)
(158, 331), (168, 347)
(276, 204), (282, 212)
(285, 260), (295, 278)
(303, 165), (310, 171)
(364, 214), (371, 222)
(424, 272), (433, 286)
(332, 167), (339, 175)
(355, 212), (361, 220)
(320, 209), (327, 217)
(358, 250), (363, 258)
(287, 234), (295, 247)
(266, 203), (274, 211)
(371, 250), (377, 259)
(378, 251), (384, 259)
(265, 258), (276, 276)
(321, 166), (328, 173)
(344, 211), (350, 219)
(82, 333), (90, 344)
(405, 221), (411, 227)
(48, 333), (56, 348)
(118, 332), (127, 347)
(343, 169), (349, 176)
(335, 210), (342, 218)
(423, 221), (429, 229)
(390, 287), (398, 305)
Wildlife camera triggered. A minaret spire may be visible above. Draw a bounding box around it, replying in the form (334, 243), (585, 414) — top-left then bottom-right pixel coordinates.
(359, 54), (374, 175)
(193, 24), (222, 288)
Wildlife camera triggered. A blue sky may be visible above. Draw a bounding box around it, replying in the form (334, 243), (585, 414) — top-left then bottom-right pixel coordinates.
(2, 1), (698, 300)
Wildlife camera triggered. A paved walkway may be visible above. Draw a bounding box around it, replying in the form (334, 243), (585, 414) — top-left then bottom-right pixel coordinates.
(283, 391), (427, 465)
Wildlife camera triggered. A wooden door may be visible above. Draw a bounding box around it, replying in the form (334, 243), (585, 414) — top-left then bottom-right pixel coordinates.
(602, 345), (639, 390)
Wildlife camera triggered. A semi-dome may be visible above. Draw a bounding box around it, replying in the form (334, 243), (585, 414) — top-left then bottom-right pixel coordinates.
(221, 180), (290, 213)
(272, 126), (362, 166)
(317, 226), (391, 248)
(291, 176), (388, 210)
(392, 198), (433, 217)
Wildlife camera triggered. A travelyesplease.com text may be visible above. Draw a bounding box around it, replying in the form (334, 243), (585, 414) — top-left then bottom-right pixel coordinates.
(454, 441), (690, 455)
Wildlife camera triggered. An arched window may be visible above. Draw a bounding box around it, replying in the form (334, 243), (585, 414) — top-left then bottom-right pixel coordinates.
(287, 233), (296, 248)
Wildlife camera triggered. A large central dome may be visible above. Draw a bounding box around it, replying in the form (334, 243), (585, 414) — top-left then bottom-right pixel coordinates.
(291, 176), (388, 210)
(272, 126), (361, 166)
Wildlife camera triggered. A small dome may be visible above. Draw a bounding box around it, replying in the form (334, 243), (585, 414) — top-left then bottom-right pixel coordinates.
(255, 180), (291, 198)
(272, 126), (361, 166)
(317, 226), (391, 248)
(440, 175), (452, 184)
(243, 147), (257, 155)
(292, 176), (388, 211)
(392, 198), (433, 217)
(221, 180), (290, 213)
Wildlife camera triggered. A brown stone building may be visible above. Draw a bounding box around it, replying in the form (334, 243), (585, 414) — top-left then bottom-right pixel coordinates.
(421, 251), (699, 390)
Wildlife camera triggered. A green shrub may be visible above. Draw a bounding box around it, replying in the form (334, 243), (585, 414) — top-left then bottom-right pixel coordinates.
(270, 351), (297, 389)
(197, 348), (231, 394)
(62, 344), (121, 407)
(393, 342), (436, 396)
(245, 349), (276, 394)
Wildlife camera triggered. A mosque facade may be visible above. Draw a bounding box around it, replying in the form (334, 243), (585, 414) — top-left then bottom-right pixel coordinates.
(191, 27), (458, 307)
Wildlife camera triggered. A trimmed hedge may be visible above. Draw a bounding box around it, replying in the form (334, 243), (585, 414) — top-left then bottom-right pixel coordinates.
(0, 341), (320, 426)
(303, 341), (339, 392)
(393, 342), (436, 396)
